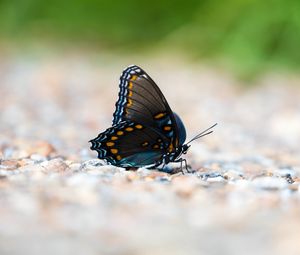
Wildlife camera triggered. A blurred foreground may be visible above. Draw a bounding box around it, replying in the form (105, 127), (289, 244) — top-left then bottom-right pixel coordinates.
(0, 53), (300, 255)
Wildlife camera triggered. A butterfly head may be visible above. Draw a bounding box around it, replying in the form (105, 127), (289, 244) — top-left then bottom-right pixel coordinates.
(181, 144), (191, 155)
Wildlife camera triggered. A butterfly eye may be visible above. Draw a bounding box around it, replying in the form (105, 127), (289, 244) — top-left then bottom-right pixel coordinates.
(182, 144), (190, 154)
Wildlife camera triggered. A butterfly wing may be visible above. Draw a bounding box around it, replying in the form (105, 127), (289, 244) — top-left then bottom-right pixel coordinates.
(90, 121), (168, 167)
(90, 65), (187, 168)
(113, 65), (186, 149)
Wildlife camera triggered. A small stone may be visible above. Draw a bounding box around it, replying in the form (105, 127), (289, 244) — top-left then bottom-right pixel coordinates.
(18, 164), (45, 173)
(41, 158), (69, 173)
(288, 183), (299, 192)
(138, 169), (171, 182)
(223, 170), (244, 181)
(0, 159), (20, 170)
(136, 168), (153, 176)
(274, 167), (296, 179)
(30, 154), (48, 162)
(28, 141), (56, 157)
(68, 163), (81, 172)
(252, 176), (288, 190)
(126, 171), (139, 182)
(198, 172), (226, 183)
(240, 162), (265, 177)
(82, 164), (124, 176)
(171, 175), (202, 198)
(17, 158), (35, 167)
(80, 159), (105, 171)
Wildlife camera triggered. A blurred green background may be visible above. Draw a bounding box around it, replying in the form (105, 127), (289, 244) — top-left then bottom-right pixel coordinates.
(0, 0), (299, 77)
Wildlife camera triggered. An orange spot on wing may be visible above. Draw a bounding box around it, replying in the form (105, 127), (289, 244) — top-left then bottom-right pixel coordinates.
(154, 112), (166, 119)
(117, 131), (124, 136)
(125, 127), (134, 132)
(116, 155), (122, 160)
(106, 142), (115, 147)
(142, 142), (149, 147)
(110, 149), (118, 154)
(127, 98), (133, 107)
(135, 124), (143, 129)
(128, 75), (137, 89)
(126, 75), (137, 108)
(111, 136), (118, 140)
(164, 126), (172, 131)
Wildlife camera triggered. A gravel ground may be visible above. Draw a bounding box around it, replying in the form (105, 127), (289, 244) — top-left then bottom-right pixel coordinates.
(0, 53), (300, 255)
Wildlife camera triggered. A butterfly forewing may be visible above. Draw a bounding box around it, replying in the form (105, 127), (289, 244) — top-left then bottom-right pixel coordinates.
(114, 67), (168, 120)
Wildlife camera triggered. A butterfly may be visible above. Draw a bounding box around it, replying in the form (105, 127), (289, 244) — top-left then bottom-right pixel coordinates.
(90, 65), (216, 171)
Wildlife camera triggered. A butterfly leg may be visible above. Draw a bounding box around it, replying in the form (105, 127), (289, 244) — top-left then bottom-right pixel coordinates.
(175, 158), (194, 174)
(173, 158), (187, 174)
(182, 159), (190, 174)
(183, 159), (195, 174)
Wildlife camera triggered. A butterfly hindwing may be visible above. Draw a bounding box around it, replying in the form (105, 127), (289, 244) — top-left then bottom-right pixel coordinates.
(90, 121), (171, 167)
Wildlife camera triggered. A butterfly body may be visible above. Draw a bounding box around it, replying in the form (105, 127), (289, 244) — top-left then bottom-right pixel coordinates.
(90, 65), (215, 170)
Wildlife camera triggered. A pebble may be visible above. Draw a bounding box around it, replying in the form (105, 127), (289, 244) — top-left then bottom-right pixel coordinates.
(18, 164), (45, 173)
(274, 167), (296, 178)
(171, 175), (203, 198)
(223, 169), (244, 181)
(28, 141), (56, 157)
(137, 168), (171, 182)
(40, 158), (69, 172)
(0, 159), (20, 170)
(79, 159), (106, 171)
(198, 172), (226, 183)
(68, 163), (82, 172)
(30, 154), (48, 162)
(252, 176), (289, 190)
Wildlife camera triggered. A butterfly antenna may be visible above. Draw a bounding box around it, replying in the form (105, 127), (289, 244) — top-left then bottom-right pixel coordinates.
(186, 123), (218, 145)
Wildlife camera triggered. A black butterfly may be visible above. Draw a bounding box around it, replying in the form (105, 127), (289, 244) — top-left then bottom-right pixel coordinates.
(90, 65), (216, 171)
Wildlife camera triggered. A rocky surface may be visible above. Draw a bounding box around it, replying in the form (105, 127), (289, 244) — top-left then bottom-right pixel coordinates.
(0, 54), (300, 255)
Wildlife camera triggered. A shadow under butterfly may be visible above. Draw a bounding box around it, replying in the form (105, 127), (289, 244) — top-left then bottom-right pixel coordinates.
(90, 65), (217, 173)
